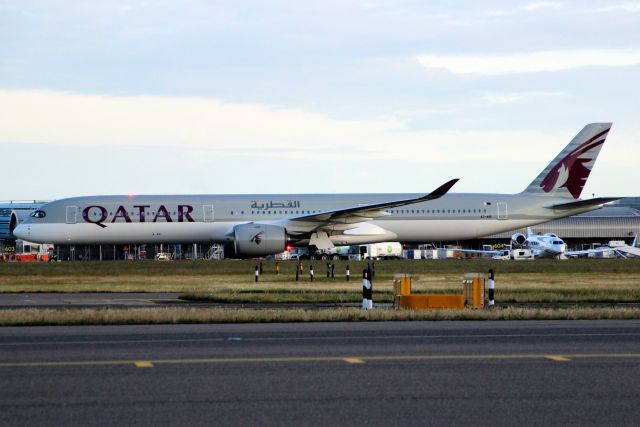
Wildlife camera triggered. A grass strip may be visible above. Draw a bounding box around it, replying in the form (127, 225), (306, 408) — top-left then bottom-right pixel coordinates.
(3, 258), (640, 277)
(2, 306), (640, 326)
(180, 286), (640, 304)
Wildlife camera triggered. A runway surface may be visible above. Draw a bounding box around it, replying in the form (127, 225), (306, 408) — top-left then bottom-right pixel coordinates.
(0, 292), (365, 309)
(1, 292), (637, 309)
(0, 292), (184, 308)
(0, 321), (640, 426)
(1, 320), (640, 426)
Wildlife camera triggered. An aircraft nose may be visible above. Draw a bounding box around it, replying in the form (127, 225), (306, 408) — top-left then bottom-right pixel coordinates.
(13, 224), (29, 240)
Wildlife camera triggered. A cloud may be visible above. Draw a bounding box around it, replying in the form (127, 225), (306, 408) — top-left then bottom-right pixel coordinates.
(523, 2), (563, 11)
(0, 89), (568, 164)
(483, 91), (565, 104)
(1, 89), (636, 197)
(594, 3), (640, 13)
(417, 49), (640, 75)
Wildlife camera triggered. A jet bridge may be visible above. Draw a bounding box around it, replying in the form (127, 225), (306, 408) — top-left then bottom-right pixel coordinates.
(0, 201), (45, 244)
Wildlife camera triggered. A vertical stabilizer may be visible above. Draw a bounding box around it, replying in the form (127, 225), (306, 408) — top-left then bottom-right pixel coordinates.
(523, 123), (612, 199)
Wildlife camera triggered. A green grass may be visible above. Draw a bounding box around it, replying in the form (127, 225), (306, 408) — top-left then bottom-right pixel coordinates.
(1, 306), (640, 326)
(2, 259), (640, 325)
(2, 258), (640, 277)
(2, 259), (640, 304)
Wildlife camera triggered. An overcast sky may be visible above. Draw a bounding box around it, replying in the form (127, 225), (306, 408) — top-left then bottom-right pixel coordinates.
(1, 0), (639, 200)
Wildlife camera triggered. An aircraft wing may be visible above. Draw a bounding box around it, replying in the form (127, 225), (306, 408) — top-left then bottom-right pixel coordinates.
(268, 179), (458, 248)
(280, 178), (458, 226)
(564, 247), (613, 257)
(566, 244), (640, 258)
(447, 248), (500, 255)
(611, 246), (640, 257)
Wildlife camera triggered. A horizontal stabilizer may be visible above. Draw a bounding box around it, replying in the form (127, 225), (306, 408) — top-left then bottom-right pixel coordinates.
(546, 197), (620, 210)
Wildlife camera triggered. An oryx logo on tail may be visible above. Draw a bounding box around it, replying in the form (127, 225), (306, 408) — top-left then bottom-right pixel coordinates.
(539, 128), (609, 198)
(522, 123), (612, 199)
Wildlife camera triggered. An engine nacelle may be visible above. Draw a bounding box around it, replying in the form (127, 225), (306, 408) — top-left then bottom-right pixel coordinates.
(9, 212), (19, 235)
(234, 223), (286, 258)
(511, 233), (526, 246)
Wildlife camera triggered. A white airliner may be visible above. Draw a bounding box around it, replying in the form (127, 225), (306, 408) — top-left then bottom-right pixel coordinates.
(516, 229), (567, 258)
(13, 123), (620, 258)
(457, 227), (568, 259)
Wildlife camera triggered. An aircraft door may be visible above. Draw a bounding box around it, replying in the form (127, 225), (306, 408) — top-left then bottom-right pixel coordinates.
(497, 202), (508, 220)
(203, 205), (214, 222)
(66, 206), (78, 224)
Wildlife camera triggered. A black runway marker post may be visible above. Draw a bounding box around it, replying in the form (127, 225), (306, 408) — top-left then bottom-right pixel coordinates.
(488, 269), (495, 307)
(255, 265), (259, 282)
(362, 265), (373, 309)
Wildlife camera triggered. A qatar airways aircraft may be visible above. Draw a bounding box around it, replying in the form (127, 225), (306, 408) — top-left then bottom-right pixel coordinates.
(13, 123), (619, 258)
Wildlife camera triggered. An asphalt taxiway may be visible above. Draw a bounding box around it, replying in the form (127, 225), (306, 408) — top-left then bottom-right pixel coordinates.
(1, 320), (640, 426)
(0, 292), (184, 308)
(1, 293), (638, 309)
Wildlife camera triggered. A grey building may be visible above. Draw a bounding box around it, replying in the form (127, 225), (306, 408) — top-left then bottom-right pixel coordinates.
(483, 206), (640, 248)
(611, 197), (640, 211)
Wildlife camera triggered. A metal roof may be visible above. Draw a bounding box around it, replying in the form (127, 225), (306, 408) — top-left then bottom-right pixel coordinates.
(574, 206), (640, 217)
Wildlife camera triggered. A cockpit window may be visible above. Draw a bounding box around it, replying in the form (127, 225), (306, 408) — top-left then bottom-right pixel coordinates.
(30, 210), (46, 218)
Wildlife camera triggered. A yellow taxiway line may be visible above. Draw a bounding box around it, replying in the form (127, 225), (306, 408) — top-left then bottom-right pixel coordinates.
(545, 355), (572, 362)
(134, 361), (155, 368)
(0, 353), (639, 369)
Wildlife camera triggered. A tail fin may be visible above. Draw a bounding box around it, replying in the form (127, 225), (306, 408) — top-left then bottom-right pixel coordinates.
(523, 123), (612, 199)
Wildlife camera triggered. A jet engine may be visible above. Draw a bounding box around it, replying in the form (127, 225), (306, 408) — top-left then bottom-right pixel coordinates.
(511, 233), (527, 246)
(233, 223), (286, 258)
(7, 211), (20, 240)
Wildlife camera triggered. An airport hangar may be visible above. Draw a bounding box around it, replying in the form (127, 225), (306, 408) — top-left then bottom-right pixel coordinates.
(1, 199), (639, 260)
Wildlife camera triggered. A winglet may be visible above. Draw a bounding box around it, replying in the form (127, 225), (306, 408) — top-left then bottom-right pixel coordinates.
(422, 178), (459, 202)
